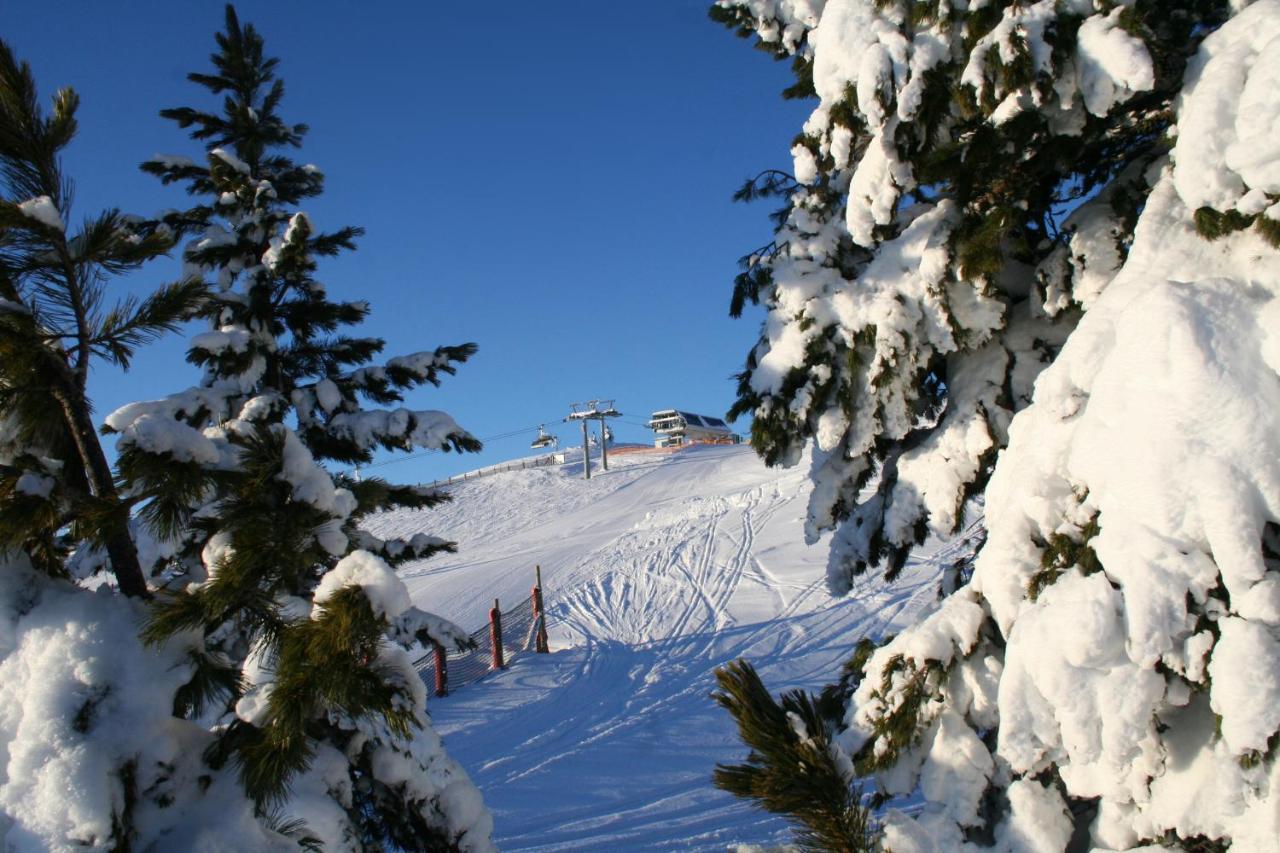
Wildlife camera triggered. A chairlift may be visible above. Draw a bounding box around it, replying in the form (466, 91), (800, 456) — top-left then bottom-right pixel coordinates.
(531, 424), (558, 450)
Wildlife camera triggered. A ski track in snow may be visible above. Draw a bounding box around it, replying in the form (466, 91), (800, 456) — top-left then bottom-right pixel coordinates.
(370, 445), (952, 850)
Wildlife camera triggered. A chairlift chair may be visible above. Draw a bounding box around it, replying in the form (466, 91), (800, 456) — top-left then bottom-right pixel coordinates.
(531, 424), (558, 450)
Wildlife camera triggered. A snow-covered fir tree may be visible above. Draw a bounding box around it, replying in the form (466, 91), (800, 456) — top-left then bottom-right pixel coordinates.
(101, 7), (495, 849)
(714, 0), (1280, 848)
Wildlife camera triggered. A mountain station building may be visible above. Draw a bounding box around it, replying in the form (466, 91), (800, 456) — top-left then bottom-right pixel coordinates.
(646, 410), (740, 448)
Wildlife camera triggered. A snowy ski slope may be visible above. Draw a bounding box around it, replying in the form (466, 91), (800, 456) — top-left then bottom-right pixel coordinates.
(366, 445), (958, 850)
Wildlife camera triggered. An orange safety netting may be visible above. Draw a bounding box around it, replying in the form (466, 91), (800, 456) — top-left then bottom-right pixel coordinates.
(413, 594), (546, 696)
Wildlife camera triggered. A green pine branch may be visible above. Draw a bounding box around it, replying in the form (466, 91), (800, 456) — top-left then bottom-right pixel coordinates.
(93, 277), (209, 369)
(713, 659), (878, 852)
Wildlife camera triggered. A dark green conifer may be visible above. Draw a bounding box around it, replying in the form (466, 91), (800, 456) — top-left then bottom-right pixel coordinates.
(111, 8), (492, 848)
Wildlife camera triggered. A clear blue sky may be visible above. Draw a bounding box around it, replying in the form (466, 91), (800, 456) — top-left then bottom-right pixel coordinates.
(7, 2), (808, 484)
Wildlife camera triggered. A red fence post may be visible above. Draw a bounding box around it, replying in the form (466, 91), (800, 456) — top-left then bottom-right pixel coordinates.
(432, 642), (448, 697)
(490, 598), (505, 669)
(532, 565), (550, 654)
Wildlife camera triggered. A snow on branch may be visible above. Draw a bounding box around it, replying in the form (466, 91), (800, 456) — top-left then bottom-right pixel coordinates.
(312, 550), (410, 621)
(105, 387), (238, 433)
(390, 606), (474, 654)
(209, 147), (251, 175)
(116, 414), (221, 466)
(346, 343), (478, 394)
(350, 529), (456, 567)
(712, 0), (826, 56)
(15, 195), (65, 232)
(327, 408), (479, 455)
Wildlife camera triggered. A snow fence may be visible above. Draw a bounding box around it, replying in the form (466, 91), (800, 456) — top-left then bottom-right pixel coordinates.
(414, 572), (549, 696)
(425, 452), (562, 490)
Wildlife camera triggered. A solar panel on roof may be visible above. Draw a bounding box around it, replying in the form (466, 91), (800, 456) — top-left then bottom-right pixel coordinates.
(704, 417), (727, 428)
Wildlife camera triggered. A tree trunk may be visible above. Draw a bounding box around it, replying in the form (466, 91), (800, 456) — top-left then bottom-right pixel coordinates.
(52, 386), (149, 598)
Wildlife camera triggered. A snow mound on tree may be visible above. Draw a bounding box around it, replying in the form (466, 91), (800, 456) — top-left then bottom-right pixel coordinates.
(1174, 6), (1280, 214)
(0, 555), (289, 851)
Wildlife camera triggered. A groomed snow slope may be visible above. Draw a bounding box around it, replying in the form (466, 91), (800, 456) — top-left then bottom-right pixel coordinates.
(368, 445), (963, 849)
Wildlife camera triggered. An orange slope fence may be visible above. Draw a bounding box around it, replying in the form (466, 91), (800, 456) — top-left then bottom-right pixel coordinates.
(414, 567), (550, 697)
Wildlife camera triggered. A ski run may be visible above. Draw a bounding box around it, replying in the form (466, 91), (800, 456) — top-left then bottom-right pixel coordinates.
(367, 444), (965, 849)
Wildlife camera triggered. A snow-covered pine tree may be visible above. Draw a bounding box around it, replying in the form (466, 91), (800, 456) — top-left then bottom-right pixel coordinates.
(102, 7), (494, 849)
(715, 0), (1280, 848)
(0, 40), (206, 597)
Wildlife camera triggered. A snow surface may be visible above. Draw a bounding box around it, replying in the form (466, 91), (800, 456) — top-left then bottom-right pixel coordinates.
(367, 444), (962, 849)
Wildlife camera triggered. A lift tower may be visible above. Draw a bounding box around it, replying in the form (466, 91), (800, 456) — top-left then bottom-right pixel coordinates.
(565, 400), (621, 480)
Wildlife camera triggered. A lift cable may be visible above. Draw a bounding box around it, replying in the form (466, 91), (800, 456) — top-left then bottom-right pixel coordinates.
(351, 410), (661, 476)
(354, 417), (565, 473)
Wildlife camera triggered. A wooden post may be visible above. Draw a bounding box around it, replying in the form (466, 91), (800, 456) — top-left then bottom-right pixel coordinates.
(432, 642), (448, 697)
(489, 598), (505, 669)
(532, 565), (550, 653)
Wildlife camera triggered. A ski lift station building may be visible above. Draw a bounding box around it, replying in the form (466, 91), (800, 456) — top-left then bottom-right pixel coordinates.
(647, 410), (739, 448)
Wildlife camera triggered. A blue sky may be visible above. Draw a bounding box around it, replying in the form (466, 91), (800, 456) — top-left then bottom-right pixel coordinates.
(7, 2), (809, 484)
